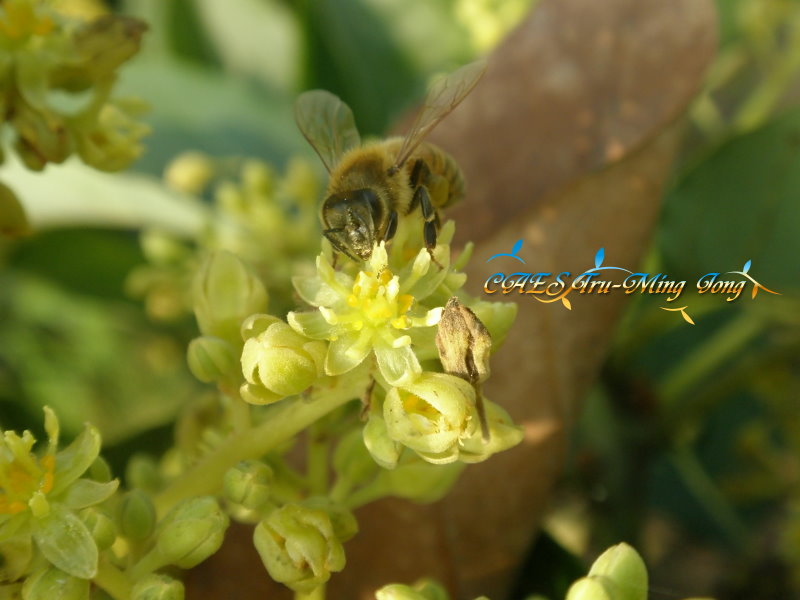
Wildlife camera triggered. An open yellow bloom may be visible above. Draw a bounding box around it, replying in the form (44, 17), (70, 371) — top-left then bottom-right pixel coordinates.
(289, 243), (445, 386)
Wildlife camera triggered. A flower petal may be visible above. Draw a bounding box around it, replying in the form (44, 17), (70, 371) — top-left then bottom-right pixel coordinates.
(375, 344), (421, 387)
(52, 425), (101, 496)
(325, 332), (371, 376)
(288, 311), (338, 340)
(32, 503), (98, 579)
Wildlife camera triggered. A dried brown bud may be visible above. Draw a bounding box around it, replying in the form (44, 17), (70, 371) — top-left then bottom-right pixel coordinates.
(435, 296), (492, 439)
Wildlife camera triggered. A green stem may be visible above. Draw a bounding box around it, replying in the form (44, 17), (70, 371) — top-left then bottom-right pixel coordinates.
(307, 422), (329, 496)
(328, 477), (352, 504)
(93, 560), (133, 600)
(295, 585), (326, 600)
(342, 477), (390, 510)
(154, 380), (359, 518)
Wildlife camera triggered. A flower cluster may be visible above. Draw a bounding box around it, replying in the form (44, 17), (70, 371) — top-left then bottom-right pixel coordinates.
(238, 220), (521, 469)
(0, 0), (148, 171)
(0, 408), (116, 589)
(128, 156), (321, 321)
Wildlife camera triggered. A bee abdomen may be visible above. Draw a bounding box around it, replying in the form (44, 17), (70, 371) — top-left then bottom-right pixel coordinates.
(416, 142), (465, 210)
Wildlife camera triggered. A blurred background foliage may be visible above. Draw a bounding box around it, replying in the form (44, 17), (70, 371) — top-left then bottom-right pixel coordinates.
(1, 0), (799, 599)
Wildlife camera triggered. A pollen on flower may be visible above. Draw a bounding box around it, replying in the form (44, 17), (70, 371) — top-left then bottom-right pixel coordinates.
(0, 433), (56, 515)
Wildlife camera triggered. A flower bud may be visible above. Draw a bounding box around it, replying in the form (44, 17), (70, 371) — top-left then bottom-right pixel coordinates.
(80, 508), (116, 551)
(0, 180), (30, 237)
(362, 412), (401, 469)
(22, 567), (90, 600)
(303, 497), (358, 543)
(253, 503), (345, 593)
(131, 574), (185, 600)
(585, 543), (648, 600)
(457, 400), (523, 464)
(375, 579), (449, 600)
(164, 152), (213, 195)
(187, 336), (240, 385)
(240, 321), (326, 404)
(383, 373), (477, 464)
(117, 489), (156, 541)
(566, 578), (614, 600)
(435, 297), (491, 385)
(333, 428), (378, 486)
(223, 460), (273, 511)
(193, 251), (268, 342)
(125, 454), (161, 494)
(156, 497), (229, 569)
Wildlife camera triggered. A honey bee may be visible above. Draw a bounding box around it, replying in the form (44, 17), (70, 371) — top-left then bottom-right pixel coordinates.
(294, 60), (486, 263)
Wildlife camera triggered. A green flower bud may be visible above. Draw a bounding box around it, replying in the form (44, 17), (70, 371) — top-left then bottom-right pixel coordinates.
(117, 489), (156, 541)
(21, 567), (89, 600)
(333, 428), (378, 486)
(565, 577), (613, 600)
(193, 251), (268, 342)
(253, 503), (345, 594)
(125, 454), (161, 494)
(383, 373), (477, 464)
(187, 336), (240, 385)
(156, 497), (229, 569)
(362, 412), (401, 469)
(87, 456), (113, 483)
(585, 543), (647, 600)
(164, 152), (213, 195)
(303, 497), (358, 543)
(131, 574), (185, 600)
(0, 180), (30, 237)
(240, 321), (326, 404)
(223, 460), (273, 511)
(375, 579), (449, 600)
(80, 508), (116, 551)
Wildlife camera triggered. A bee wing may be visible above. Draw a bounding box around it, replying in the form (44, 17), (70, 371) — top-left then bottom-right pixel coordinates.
(294, 90), (361, 173)
(392, 60), (486, 171)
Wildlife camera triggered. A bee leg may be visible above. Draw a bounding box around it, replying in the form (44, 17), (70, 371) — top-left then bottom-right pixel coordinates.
(413, 185), (443, 268)
(383, 210), (398, 242)
(409, 159), (425, 188)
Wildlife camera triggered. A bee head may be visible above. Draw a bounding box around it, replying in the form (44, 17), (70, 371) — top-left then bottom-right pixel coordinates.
(321, 188), (382, 262)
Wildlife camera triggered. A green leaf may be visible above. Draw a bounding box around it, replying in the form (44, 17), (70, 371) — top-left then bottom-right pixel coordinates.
(58, 479), (119, 510)
(52, 426), (102, 496)
(661, 108), (800, 292)
(32, 504), (98, 579)
(299, 0), (420, 136)
(115, 57), (309, 174)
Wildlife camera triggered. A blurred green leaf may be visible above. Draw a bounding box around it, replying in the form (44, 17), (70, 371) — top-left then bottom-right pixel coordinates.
(116, 57), (309, 174)
(298, 0), (421, 136)
(0, 273), (194, 442)
(661, 108), (800, 292)
(165, 0), (222, 68)
(9, 229), (143, 300)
